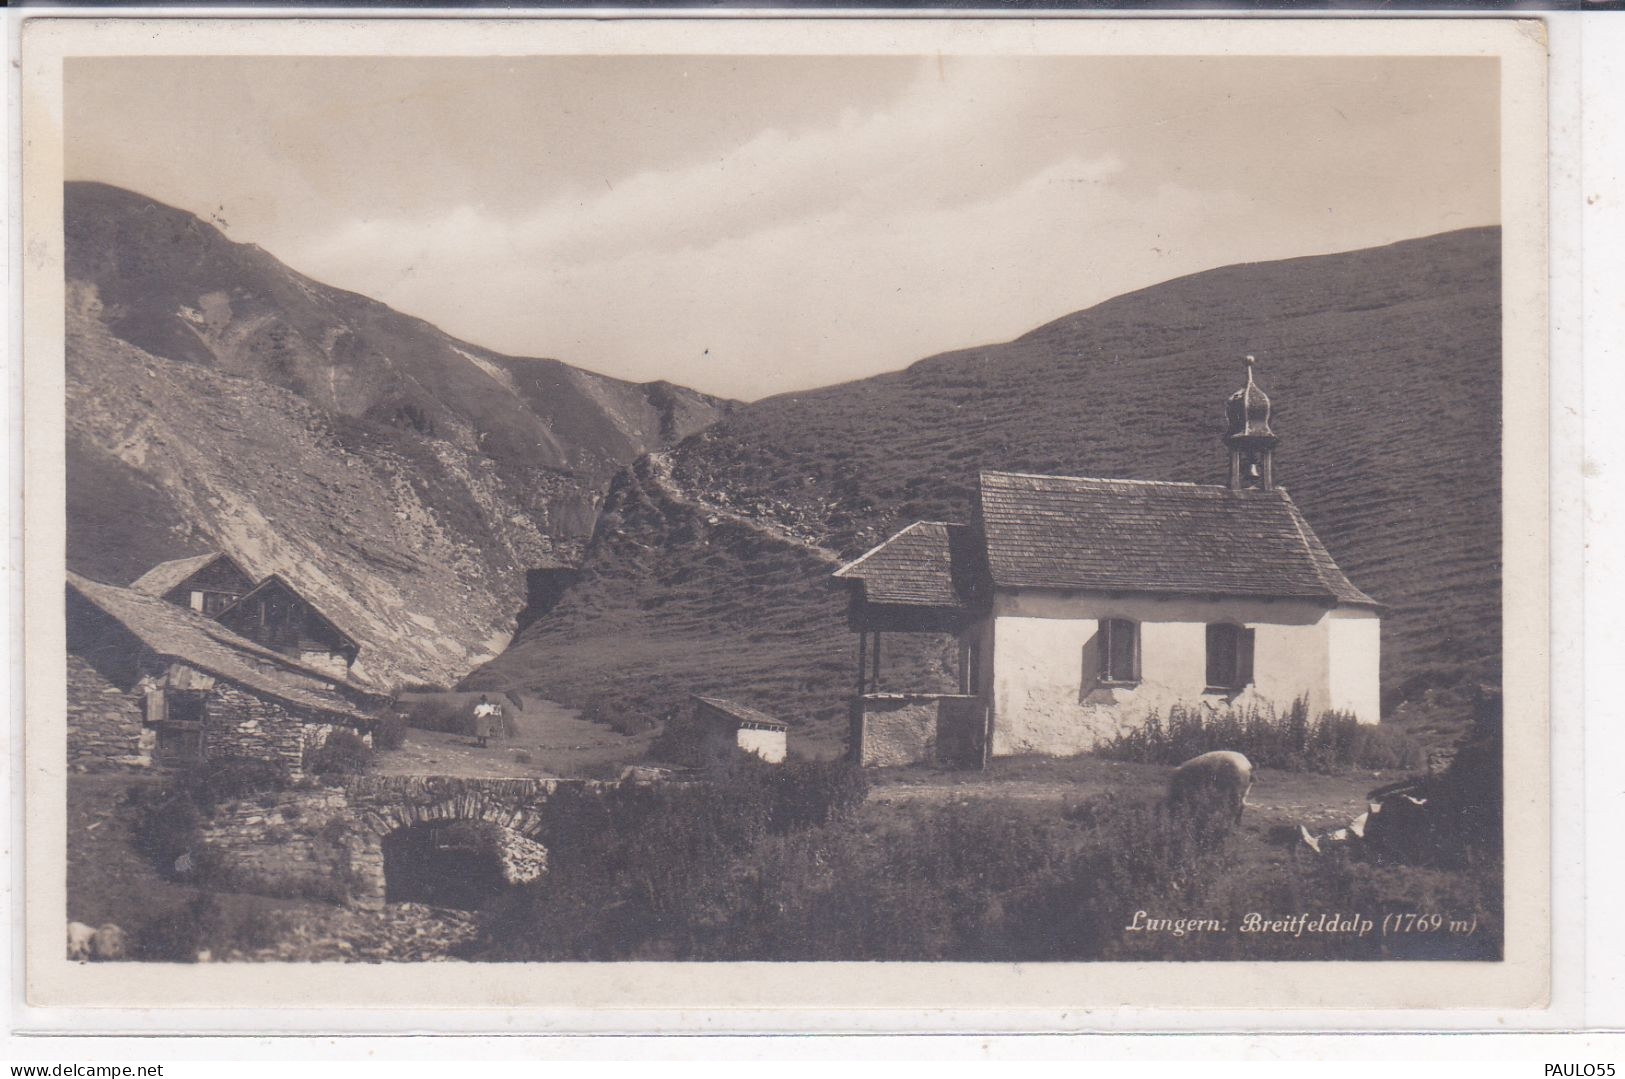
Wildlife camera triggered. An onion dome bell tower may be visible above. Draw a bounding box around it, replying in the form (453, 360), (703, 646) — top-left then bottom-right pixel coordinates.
(1224, 355), (1279, 491)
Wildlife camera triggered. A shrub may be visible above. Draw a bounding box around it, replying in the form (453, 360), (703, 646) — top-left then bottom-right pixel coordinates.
(1007, 801), (1238, 960)
(1348, 723), (1426, 771)
(758, 757), (870, 832)
(187, 756), (290, 810)
(304, 730), (372, 776)
(399, 693), (518, 737)
(132, 893), (285, 962)
(371, 714), (408, 751)
(126, 783), (202, 877)
(479, 774), (786, 959)
(477, 784), (1219, 962)
(1096, 698), (1424, 773)
(399, 694), (472, 734)
(132, 893), (219, 962)
(649, 704), (704, 765)
(1362, 686), (1503, 870)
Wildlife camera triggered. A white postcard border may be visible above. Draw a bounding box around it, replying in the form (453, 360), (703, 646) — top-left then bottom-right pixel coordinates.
(14, 13), (1554, 1025)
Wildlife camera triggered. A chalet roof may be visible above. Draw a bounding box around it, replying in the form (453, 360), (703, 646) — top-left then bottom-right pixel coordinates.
(692, 695), (789, 731)
(975, 470), (1376, 606)
(67, 572), (378, 721)
(129, 552), (246, 598)
(832, 521), (974, 609)
(216, 573), (359, 653)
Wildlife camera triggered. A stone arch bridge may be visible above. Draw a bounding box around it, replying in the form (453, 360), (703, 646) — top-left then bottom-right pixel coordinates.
(197, 775), (610, 907)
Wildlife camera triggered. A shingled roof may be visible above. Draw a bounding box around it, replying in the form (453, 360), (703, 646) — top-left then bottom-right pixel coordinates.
(129, 552), (245, 598)
(975, 471), (1375, 606)
(216, 573), (359, 653)
(67, 572), (380, 721)
(833, 521), (974, 609)
(692, 696), (789, 731)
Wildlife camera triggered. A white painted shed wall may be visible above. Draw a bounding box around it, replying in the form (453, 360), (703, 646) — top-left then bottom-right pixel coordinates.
(736, 726), (788, 763)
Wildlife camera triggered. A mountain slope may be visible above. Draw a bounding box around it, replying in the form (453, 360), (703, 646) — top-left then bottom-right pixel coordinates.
(470, 228), (1501, 750)
(66, 182), (730, 687)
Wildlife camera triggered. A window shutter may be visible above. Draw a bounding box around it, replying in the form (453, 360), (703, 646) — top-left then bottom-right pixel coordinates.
(1238, 627), (1256, 687)
(144, 686), (167, 725)
(1205, 624), (1226, 687)
(1099, 620), (1114, 681)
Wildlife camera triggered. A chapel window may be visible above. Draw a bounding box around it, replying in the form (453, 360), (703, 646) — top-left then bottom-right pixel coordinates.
(1099, 618), (1140, 685)
(1205, 623), (1256, 691)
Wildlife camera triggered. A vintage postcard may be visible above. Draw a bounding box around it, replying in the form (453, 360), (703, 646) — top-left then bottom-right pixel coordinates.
(18, 15), (1550, 1017)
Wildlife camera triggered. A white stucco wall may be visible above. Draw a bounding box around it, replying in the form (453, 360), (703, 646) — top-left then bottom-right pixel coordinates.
(981, 589), (1379, 756)
(736, 727), (787, 763)
(1325, 611), (1382, 723)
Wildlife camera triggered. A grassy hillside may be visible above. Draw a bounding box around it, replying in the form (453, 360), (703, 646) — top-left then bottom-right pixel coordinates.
(471, 229), (1501, 750)
(66, 182), (731, 686)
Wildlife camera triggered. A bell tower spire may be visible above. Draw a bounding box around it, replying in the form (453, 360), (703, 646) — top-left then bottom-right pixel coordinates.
(1224, 355), (1278, 491)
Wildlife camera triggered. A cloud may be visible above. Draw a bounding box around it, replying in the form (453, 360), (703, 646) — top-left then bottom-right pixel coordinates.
(79, 54), (1494, 400)
(292, 148), (1226, 400)
(286, 61), (1158, 397)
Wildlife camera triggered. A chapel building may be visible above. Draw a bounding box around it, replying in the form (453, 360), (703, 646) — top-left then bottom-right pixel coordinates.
(833, 358), (1381, 767)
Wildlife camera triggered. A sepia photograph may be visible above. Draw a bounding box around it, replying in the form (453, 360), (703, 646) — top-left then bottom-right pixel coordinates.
(19, 16), (1550, 1012)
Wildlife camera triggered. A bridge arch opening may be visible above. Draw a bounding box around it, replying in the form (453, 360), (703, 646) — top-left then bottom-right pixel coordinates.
(381, 820), (514, 910)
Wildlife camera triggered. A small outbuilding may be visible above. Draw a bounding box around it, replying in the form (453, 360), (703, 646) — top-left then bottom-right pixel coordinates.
(689, 696), (789, 764)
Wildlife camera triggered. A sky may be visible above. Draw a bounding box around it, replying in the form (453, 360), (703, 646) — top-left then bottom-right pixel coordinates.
(65, 55), (1498, 401)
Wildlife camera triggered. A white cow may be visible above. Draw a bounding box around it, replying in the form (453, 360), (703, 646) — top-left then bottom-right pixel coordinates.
(1167, 750), (1254, 826)
(66, 922), (97, 961)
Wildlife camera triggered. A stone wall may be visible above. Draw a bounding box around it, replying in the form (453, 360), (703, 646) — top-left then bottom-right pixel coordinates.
(205, 683), (312, 774)
(194, 776), (605, 908)
(491, 829), (549, 885)
(66, 654), (147, 772)
(856, 693), (983, 768)
(195, 787), (369, 904)
(857, 695), (939, 767)
(302, 721), (373, 753)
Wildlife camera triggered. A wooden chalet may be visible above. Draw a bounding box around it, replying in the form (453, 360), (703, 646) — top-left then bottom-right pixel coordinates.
(214, 574), (361, 678)
(129, 551), (255, 617)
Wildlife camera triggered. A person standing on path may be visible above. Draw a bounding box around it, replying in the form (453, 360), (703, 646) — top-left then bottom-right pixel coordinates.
(472, 695), (498, 748)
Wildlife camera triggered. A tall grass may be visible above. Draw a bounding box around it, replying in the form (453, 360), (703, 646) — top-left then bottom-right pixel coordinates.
(473, 754), (1495, 962)
(1095, 698), (1423, 773)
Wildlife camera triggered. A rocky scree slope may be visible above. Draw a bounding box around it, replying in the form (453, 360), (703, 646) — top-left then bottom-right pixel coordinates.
(66, 182), (729, 688)
(472, 229), (1502, 748)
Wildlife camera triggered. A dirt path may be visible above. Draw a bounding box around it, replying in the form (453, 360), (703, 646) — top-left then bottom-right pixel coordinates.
(378, 692), (652, 779)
